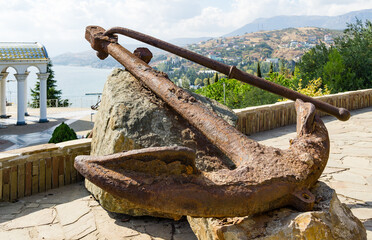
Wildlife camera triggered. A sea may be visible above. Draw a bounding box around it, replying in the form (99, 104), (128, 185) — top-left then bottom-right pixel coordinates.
(5, 65), (114, 108)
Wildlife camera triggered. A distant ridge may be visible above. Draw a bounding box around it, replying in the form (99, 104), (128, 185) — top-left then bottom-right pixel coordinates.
(169, 37), (213, 46)
(52, 37), (213, 68)
(224, 9), (372, 37)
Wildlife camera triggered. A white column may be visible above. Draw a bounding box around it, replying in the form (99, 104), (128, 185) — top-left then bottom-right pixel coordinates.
(0, 72), (9, 118)
(24, 74), (29, 116)
(14, 72), (29, 125)
(37, 73), (49, 123)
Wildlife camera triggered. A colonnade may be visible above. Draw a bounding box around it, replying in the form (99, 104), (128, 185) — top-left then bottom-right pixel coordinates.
(0, 70), (49, 125)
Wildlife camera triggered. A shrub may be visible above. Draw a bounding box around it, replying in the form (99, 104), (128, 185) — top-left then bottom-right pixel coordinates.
(49, 122), (77, 143)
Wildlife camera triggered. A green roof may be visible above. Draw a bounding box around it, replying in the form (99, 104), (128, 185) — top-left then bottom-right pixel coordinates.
(0, 42), (49, 61)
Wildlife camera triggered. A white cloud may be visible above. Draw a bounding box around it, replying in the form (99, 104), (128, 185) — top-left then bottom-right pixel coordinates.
(0, 0), (370, 56)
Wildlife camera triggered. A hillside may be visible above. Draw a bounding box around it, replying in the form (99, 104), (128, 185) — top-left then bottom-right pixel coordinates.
(187, 27), (341, 63)
(150, 27), (343, 85)
(156, 27), (341, 70)
(225, 9), (372, 37)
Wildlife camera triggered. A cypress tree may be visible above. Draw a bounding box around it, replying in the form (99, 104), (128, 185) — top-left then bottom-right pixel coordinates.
(214, 73), (219, 82)
(31, 62), (69, 107)
(256, 62), (262, 78)
(269, 62), (274, 74)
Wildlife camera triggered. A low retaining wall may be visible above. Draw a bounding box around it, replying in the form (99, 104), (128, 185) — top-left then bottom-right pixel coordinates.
(1, 89), (371, 202)
(234, 89), (372, 135)
(0, 139), (91, 202)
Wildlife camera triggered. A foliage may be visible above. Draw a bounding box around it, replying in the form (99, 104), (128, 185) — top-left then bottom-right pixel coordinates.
(195, 65), (333, 109)
(181, 77), (190, 89)
(269, 62), (274, 74)
(48, 122), (77, 143)
(297, 42), (329, 85)
(297, 19), (372, 92)
(256, 62), (262, 78)
(297, 78), (331, 97)
(31, 62), (70, 107)
(195, 78), (280, 109)
(266, 72), (295, 89)
(279, 78), (331, 102)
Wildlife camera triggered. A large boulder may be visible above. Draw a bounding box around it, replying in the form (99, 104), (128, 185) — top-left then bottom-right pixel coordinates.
(88, 68), (236, 219)
(91, 68), (236, 171)
(187, 182), (367, 240)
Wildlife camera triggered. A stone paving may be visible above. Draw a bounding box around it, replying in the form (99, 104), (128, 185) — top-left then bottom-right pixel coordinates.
(250, 107), (372, 239)
(0, 183), (197, 240)
(0, 107), (371, 239)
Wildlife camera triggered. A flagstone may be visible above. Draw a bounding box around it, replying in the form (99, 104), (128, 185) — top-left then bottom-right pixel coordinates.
(56, 199), (91, 226)
(62, 211), (96, 239)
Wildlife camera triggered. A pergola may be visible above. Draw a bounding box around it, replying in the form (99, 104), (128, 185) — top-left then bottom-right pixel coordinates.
(0, 42), (50, 125)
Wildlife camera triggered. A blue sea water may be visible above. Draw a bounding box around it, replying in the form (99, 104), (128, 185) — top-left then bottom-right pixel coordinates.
(5, 65), (114, 108)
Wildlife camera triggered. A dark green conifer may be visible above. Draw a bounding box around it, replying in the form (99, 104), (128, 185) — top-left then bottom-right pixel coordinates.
(31, 62), (69, 107)
(269, 62), (274, 74)
(256, 62), (262, 78)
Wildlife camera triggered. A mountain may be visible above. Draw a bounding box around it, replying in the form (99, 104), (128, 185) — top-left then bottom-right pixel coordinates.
(52, 37), (212, 68)
(169, 37), (213, 46)
(224, 9), (372, 37)
(185, 27), (340, 65)
(52, 51), (121, 68)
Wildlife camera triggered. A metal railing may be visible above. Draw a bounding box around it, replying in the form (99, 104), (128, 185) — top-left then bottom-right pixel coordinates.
(27, 96), (101, 109)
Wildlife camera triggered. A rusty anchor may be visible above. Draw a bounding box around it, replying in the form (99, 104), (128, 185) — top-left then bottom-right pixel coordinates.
(75, 25), (338, 218)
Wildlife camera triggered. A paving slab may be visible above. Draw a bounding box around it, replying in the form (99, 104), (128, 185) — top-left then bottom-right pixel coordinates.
(0, 183), (196, 240)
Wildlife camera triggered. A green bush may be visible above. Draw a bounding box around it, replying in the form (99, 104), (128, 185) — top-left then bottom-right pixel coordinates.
(49, 122), (77, 143)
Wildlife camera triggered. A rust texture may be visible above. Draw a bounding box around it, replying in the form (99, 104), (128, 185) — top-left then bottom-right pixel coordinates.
(77, 25), (332, 218)
(75, 99), (329, 218)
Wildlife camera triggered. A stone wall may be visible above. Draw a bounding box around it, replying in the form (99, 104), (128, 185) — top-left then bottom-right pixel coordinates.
(234, 89), (372, 135)
(0, 139), (91, 202)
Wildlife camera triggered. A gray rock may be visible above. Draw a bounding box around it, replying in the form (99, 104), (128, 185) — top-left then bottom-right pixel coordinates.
(187, 181), (367, 240)
(91, 68), (237, 171)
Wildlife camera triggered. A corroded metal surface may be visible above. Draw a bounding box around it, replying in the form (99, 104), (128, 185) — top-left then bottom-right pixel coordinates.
(75, 99), (329, 218)
(77, 25), (332, 218)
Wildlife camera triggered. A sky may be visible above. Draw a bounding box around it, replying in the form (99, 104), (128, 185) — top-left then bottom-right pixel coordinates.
(0, 0), (371, 57)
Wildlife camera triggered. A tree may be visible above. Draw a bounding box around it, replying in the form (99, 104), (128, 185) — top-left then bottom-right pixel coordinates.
(31, 62), (69, 107)
(335, 19), (372, 89)
(195, 78), (280, 109)
(297, 19), (372, 92)
(214, 73), (219, 83)
(269, 62), (274, 74)
(49, 122), (77, 143)
(256, 62), (262, 78)
(194, 78), (202, 87)
(322, 48), (356, 92)
(181, 77), (190, 90)
(297, 42), (330, 86)
(203, 78), (209, 86)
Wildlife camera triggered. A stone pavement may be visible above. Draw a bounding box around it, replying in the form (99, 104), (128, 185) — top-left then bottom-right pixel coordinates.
(0, 107), (371, 239)
(250, 107), (372, 239)
(0, 183), (196, 240)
